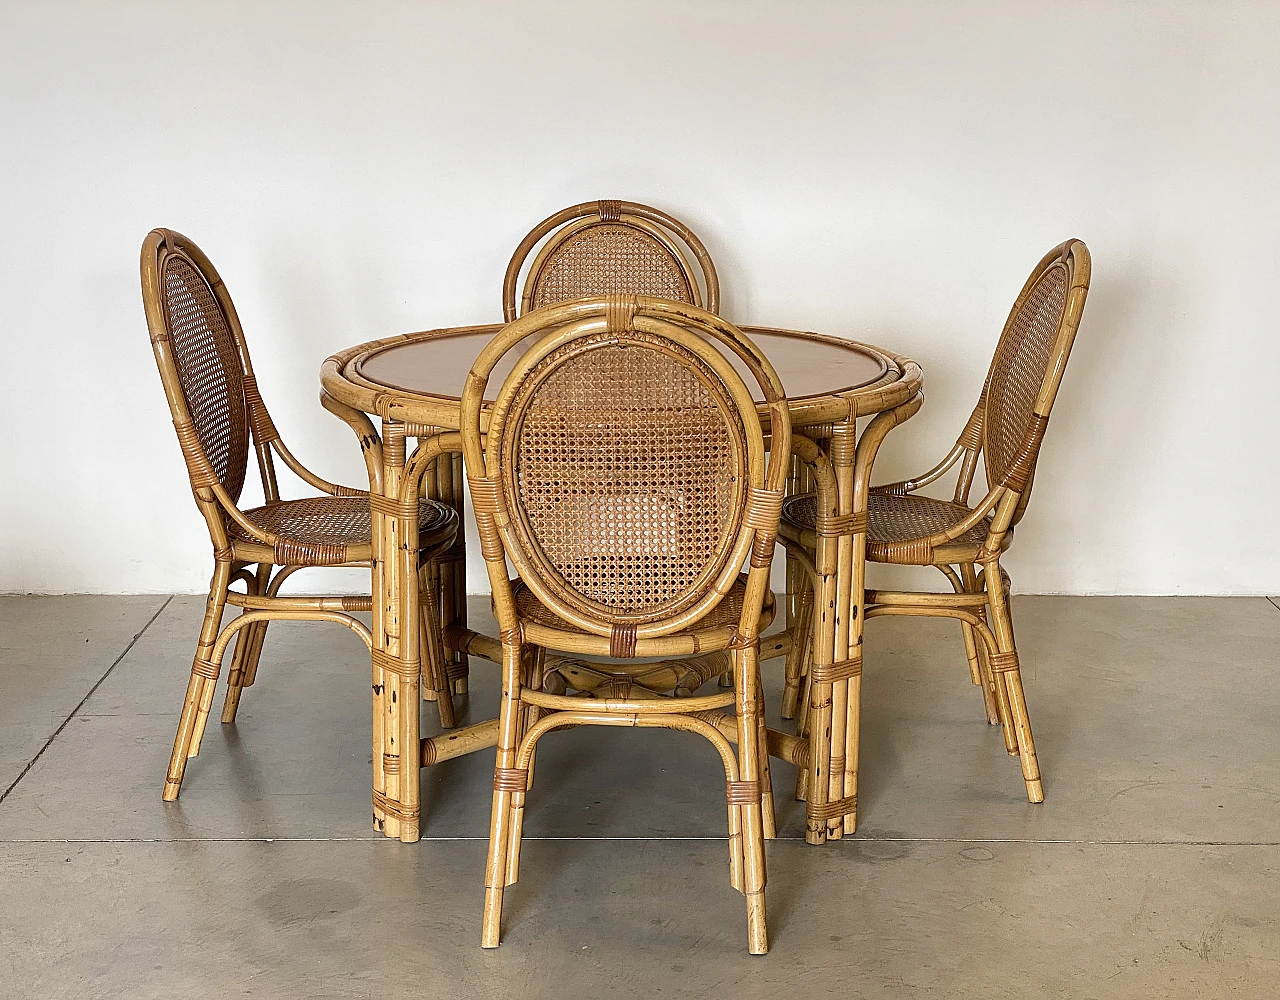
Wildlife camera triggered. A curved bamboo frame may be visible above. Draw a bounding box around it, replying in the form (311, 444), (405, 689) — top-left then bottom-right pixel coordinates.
(785, 239), (1092, 808)
(502, 199), (721, 320)
(140, 229), (459, 803)
(462, 295), (791, 954)
(320, 316), (923, 848)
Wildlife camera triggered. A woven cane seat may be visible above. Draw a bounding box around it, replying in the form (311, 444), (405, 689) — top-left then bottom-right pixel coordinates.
(230, 496), (456, 567)
(781, 491), (1009, 566)
(509, 575), (776, 643)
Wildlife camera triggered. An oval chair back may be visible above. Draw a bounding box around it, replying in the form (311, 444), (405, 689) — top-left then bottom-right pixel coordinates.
(978, 239), (1092, 527)
(463, 294), (788, 646)
(502, 200), (720, 321)
(462, 294), (789, 954)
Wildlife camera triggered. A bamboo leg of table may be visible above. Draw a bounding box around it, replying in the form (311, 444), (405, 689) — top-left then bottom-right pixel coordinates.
(446, 452), (469, 695)
(804, 466), (840, 846)
(370, 419), (422, 843)
(419, 436), (439, 703)
(420, 442), (469, 700)
(843, 524), (866, 838)
(827, 421), (855, 840)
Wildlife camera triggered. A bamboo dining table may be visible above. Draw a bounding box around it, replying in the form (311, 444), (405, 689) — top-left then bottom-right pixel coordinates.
(320, 322), (923, 844)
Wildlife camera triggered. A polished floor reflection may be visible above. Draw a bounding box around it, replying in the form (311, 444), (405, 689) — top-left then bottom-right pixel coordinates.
(2, 594), (1278, 997)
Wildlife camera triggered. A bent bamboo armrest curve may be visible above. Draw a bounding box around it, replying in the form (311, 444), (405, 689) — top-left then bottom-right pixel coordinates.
(873, 485), (1008, 553)
(320, 390), (384, 493)
(873, 442), (963, 497)
(850, 391), (924, 511)
(268, 437), (367, 498)
(873, 395), (985, 497)
(204, 480), (280, 547)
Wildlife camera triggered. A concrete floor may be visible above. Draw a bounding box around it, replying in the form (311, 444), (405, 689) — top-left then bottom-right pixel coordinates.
(1, 594), (1278, 998)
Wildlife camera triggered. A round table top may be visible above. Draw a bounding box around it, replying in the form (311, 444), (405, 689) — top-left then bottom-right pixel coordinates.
(322, 322), (922, 429)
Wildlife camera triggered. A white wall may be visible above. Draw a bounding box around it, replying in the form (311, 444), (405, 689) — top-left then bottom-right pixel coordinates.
(2, 1), (1278, 596)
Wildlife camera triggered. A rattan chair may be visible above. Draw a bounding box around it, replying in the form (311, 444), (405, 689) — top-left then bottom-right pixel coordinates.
(781, 239), (1091, 805)
(462, 294), (791, 954)
(502, 200), (720, 320)
(140, 229), (459, 801)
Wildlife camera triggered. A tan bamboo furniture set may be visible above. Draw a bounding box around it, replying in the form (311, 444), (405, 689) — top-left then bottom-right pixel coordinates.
(141, 200), (1091, 954)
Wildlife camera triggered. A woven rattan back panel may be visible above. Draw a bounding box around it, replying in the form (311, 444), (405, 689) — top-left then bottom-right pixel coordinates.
(528, 223), (695, 310)
(161, 254), (250, 502)
(983, 261), (1069, 492)
(501, 332), (746, 623)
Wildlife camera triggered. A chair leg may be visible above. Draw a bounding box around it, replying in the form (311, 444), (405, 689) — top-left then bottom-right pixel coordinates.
(240, 563), (273, 688)
(222, 563), (272, 724)
(959, 562), (1002, 727)
(754, 672), (776, 840)
(522, 646), (546, 790)
(733, 644), (768, 955)
(481, 640), (524, 949)
(505, 646), (544, 887)
(985, 560), (1043, 803)
(781, 584), (812, 720)
(419, 561), (456, 729)
(793, 625), (813, 802)
(163, 560), (232, 800)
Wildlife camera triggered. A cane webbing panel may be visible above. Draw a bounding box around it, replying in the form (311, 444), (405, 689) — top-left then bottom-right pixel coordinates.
(230, 496), (453, 566)
(984, 262), (1068, 492)
(783, 492), (991, 565)
(530, 223), (694, 309)
(504, 334), (746, 621)
(511, 575), (760, 634)
(161, 255), (249, 502)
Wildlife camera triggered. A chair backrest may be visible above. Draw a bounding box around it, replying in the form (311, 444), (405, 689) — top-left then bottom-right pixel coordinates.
(462, 295), (789, 644)
(140, 229), (275, 520)
(979, 239), (1091, 523)
(502, 200), (720, 321)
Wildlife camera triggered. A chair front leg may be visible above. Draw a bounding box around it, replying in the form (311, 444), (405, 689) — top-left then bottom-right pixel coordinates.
(418, 559), (456, 729)
(733, 644), (769, 955)
(983, 557), (1043, 802)
(958, 561), (1003, 727)
(482, 637), (526, 949)
(504, 645), (543, 887)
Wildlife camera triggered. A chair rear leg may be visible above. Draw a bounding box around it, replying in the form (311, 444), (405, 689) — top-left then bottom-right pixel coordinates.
(959, 562), (1002, 726)
(164, 561), (232, 800)
(793, 628), (813, 802)
(985, 561), (1043, 802)
(419, 561), (456, 729)
(781, 584), (812, 720)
